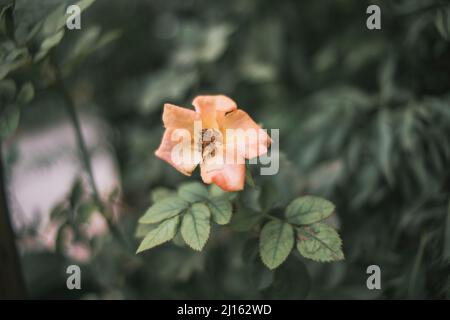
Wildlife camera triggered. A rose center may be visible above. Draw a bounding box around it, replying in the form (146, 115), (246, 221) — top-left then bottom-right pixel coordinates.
(200, 128), (222, 159)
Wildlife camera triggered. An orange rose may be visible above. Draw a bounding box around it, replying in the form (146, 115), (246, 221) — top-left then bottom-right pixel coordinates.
(155, 95), (271, 191)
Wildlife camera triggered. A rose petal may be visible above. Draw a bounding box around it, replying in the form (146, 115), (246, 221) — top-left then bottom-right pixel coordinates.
(200, 146), (245, 191)
(221, 110), (272, 159)
(155, 128), (201, 176)
(162, 103), (198, 129)
(192, 95), (237, 113)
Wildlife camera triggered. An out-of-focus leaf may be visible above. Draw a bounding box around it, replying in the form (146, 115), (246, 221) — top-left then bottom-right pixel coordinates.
(50, 202), (67, 221)
(240, 186), (261, 212)
(0, 42), (29, 79)
(135, 68), (197, 114)
(69, 178), (83, 209)
(0, 1), (14, 38)
(260, 181), (278, 211)
(62, 26), (121, 74)
(240, 17), (282, 82)
(263, 257), (310, 299)
(77, 201), (97, 223)
(16, 82), (34, 105)
(151, 187), (175, 203)
(13, 0), (61, 44)
(407, 234), (430, 299)
(0, 103), (19, 140)
(173, 23), (233, 65)
(242, 238), (274, 290)
(34, 29), (64, 62)
(435, 6), (450, 41)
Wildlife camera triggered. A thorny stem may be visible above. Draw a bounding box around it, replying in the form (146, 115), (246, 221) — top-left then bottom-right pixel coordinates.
(53, 64), (129, 251)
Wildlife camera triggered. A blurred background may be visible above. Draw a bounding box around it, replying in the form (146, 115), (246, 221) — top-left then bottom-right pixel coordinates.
(1, 0), (450, 299)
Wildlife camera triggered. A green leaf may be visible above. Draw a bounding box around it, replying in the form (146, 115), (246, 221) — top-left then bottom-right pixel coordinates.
(50, 202), (67, 221)
(69, 178), (83, 209)
(207, 196), (232, 225)
(297, 223), (344, 262)
(285, 196), (335, 225)
(209, 184), (237, 201)
(16, 82), (34, 105)
(138, 196), (188, 224)
(34, 29), (64, 61)
(13, 0), (61, 44)
(0, 104), (19, 140)
(55, 223), (68, 254)
(76, 0), (97, 13)
(178, 182), (209, 203)
(61, 26), (121, 75)
(259, 220), (294, 270)
(136, 68), (198, 114)
(180, 203), (211, 251)
(134, 223), (157, 239)
(172, 231), (186, 247)
(150, 187), (175, 203)
(435, 6), (450, 41)
(77, 201), (97, 223)
(136, 216), (179, 253)
(0, 2), (14, 38)
(0, 78), (17, 99)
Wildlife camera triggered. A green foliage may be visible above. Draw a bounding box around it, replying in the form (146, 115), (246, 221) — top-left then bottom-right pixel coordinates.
(136, 216), (180, 253)
(207, 196), (232, 225)
(181, 203), (211, 251)
(297, 223), (344, 262)
(4, 0), (450, 300)
(285, 196), (335, 225)
(137, 179), (341, 271)
(136, 182), (233, 253)
(259, 220), (294, 269)
(0, 102), (19, 139)
(178, 182), (209, 202)
(435, 4), (450, 41)
(138, 197), (189, 224)
(0, 79), (34, 140)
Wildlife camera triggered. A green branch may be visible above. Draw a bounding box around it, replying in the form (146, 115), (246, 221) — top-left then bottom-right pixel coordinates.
(0, 145), (27, 298)
(53, 64), (129, 251)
